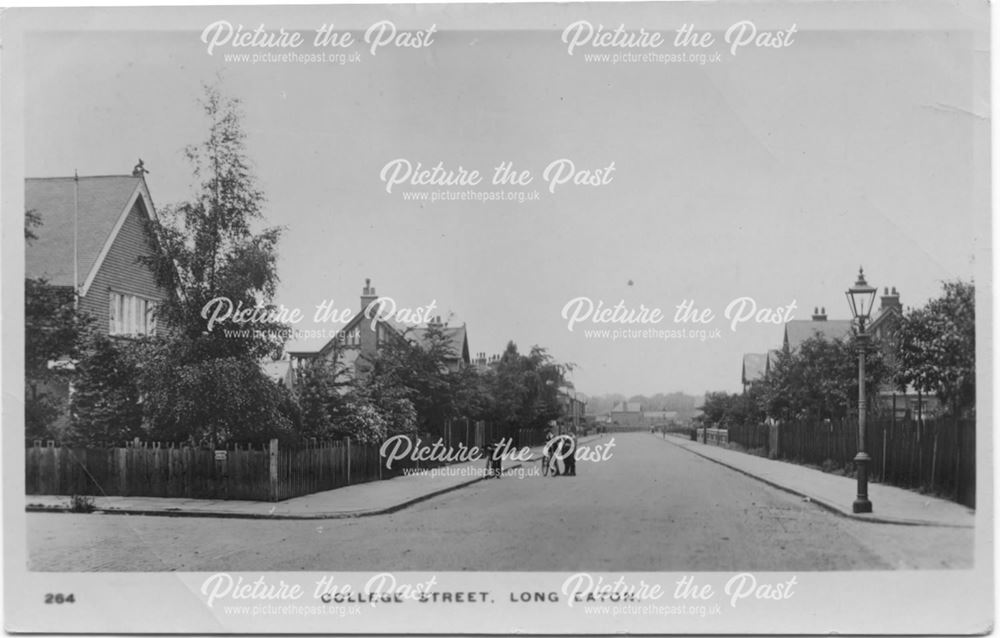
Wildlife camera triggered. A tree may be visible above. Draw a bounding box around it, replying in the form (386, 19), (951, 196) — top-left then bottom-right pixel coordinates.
(293, 343), (356, 440)
(72, 82), (295, 445)
(24, 210), (90, 441)
(67, 334), (144, 445)
(361, 323), (462, 437)
(132, 338), (298, 444)
(697, 390), (760, 428)
(483, 342), (572, 434)
(756, 335), (888, 422)
(898, 280), (975, 415)
(141, 82), (286, 360)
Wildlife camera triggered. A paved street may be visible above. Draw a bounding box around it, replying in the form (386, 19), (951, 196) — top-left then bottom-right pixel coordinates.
(27, 433), (973, 571)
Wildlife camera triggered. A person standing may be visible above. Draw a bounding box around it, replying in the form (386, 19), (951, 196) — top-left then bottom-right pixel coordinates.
(564, 434), (577, 476)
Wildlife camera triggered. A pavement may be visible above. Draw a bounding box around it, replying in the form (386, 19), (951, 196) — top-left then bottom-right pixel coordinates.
(662, 432), (975, 528)
(26, 431), (975, 529)
(28, 432), (973, 571)
(26, 438), (582, 520)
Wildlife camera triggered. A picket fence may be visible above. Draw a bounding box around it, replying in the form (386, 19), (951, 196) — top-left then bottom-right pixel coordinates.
(26, 422), (550, 502)
(723, 416), (975, 508)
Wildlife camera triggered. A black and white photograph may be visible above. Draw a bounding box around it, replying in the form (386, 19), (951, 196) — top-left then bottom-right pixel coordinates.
(1, 1), (993, 634)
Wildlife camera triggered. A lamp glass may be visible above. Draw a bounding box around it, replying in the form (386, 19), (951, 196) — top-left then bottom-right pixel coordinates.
(846, 269), (877, 321)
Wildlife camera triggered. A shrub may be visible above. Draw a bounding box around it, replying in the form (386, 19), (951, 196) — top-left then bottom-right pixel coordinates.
(69, 494), (96, 513)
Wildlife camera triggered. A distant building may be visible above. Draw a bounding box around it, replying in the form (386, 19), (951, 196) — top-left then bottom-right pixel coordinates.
(765, 349), (782, 377)
(773, 293), (939, 420)
(782, 306), (853, 353)
(610, 401), (644, 427)
(286, 279), (470, 388)
(868, 286), (940, 419)
(644, 410), (678, 426)
(472, 352), (501, 371)
(559, 392), (587, 431)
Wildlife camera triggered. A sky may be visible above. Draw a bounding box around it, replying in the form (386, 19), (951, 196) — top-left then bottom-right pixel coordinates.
(16, 2), (989, 397)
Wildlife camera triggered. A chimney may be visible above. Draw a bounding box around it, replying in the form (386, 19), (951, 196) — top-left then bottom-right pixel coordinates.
(811, 306), (827, 321)
(880, 286), (901, 313)
(360, 278), (378, 313)
(358, 278), (379, 362)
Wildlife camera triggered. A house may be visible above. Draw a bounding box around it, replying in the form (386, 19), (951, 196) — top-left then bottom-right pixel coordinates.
(559, 392), (587, 430)
(774, 292), (938, 420)
(472, 352), (501, 371)
(407, 320), (471, 373)
(286, 279), (471, 387)
(25, 170), (173, 430)
(610, 401), (644, 427)
(765, 349), (782, 377)
(781, 306), (853, 353)
(26, 172), (170, 338)
(741, 353), (767, 391)
(867, 286), (940, 419)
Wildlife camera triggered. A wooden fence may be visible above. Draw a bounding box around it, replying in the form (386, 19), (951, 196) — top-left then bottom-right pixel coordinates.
(718, 415), (975, 508)
(727, 422), (778, 457)
(778, 415), (974, 508)
(26, 421), (554, 502)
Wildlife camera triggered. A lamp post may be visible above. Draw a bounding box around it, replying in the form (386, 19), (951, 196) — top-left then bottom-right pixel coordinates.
(845, 267), (877, 514)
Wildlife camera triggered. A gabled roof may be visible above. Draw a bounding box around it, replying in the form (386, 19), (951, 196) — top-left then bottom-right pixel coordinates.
(868, 305), (903, 335)
(287, 318), (471, 365)
(25, 175), (154, 295)
(766, 349), (782, 374)
(783, 319), (853, 351)
(742, 353), (766, 385)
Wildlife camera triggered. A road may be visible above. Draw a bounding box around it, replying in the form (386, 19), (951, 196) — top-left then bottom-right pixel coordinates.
(27, 433), (972, 571)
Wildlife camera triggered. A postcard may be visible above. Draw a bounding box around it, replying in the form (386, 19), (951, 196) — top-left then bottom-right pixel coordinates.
(1, 1), (992, 634)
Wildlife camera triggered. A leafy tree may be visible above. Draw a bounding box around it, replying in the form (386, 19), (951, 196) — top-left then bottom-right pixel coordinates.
(141, 82), (285, 359)
(132, 338), (297, 444)
(293, 343), (356, 440)
(484, 342), (572, 434)
(757, 335), (888, 421)
(72, 82), (295, 446)
(361, 323), (462, 437)
(698, 391), (750, 427)
(898, 280), (975, 415)
(68, 335), (145, 445)
(24, 210), (90, 441)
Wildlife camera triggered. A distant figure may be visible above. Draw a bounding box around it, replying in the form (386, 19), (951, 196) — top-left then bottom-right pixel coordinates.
(132, 159), (149, 177)
(484, 440), (502, 479)
(563, 435), (577, 476)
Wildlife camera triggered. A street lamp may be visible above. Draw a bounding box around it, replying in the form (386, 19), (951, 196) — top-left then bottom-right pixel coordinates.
(845, 266), (877, 514)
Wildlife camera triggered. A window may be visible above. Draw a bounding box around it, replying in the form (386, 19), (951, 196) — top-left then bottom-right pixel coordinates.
(340, 327), (361, 347)
(109, 291), (157, 336)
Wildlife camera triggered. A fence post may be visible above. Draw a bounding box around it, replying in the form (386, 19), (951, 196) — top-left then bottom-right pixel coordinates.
(268, 438), (279, 502)
(346, 437), (352, 485)
(930, 429), (939, 493)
